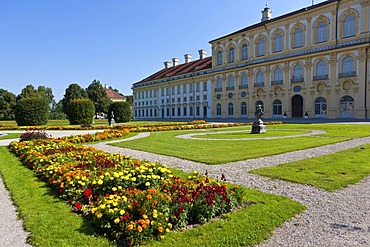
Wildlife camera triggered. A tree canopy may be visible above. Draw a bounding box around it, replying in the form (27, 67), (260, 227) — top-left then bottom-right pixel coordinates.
(86, 80), (111, 114)
(62, 83), (88, 115)
(0, 89), (17, 120)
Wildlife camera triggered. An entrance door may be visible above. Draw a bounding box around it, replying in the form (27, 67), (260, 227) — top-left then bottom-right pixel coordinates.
(291, 95), (303, 118)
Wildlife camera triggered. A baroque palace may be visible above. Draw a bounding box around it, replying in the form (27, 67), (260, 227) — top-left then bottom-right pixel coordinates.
(132, 0), (370, 120)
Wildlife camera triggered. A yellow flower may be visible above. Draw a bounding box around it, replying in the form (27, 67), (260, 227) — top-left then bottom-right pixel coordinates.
(160, 235), (164, 240)
(112, 187), (117, 192)
(167, 223), (172, 228)
(120, 209), (125, 215)
(142, 214), (148, 219)
(145, 182), (150, 187)
(96, 212), (103, 218)
(114, 218), (120, 224)
(97, 179), (103, 185)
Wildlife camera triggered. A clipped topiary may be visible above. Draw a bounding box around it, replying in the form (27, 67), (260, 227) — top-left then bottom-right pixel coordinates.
(108, 101), (132, 124)
(67, 98), (95, 125)
(15, 97), (49, 126)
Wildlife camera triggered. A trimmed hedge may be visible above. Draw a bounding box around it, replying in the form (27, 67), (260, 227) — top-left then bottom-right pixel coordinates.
(15, 97), (49, 126)
(67, 99), (95, 125)
(108, 101), (131, 124)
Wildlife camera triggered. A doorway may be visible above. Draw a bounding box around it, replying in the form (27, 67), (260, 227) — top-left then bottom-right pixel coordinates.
(291, 95), (303, 118)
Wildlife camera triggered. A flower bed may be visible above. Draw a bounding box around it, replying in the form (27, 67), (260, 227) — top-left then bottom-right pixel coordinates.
(9, 138), (242, 246)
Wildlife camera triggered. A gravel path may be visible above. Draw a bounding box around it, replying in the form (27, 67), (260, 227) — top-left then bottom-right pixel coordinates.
(90, 134), (370, 247)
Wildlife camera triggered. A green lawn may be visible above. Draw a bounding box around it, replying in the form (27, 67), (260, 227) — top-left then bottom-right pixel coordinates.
(112, 124), (370, 164)
(250, 144), (370, 191)
(0, 146), (305, 247)
(0, 133), (20, 140)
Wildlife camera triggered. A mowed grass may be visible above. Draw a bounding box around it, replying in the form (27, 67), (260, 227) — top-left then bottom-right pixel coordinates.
(0, 147), (113, 246)
(192, 128), (310, 139)
(112, 124), (370, 164)
(0, 133), (20, 140)
(0, 147), (305, 247)
(250, 144), (370, 191)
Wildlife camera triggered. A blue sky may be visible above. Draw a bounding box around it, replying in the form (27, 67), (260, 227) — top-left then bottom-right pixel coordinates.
(0, 0), (326, 101)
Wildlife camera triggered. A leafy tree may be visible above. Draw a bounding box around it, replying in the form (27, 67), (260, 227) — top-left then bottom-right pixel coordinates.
(86, 80), (111, 115)
(125, 95), (133, 105)
(62, 83), (88, 116)
(50, 100), (66, 120)
(17, 84), (40, 100)
(37, 85), (54, 107)
(0, 89), (17, 120)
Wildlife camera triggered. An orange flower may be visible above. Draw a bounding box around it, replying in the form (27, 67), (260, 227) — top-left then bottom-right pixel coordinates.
(127, 224), (133, 231)
(158, 227), (163, 233)
(137, 226), (143, 232)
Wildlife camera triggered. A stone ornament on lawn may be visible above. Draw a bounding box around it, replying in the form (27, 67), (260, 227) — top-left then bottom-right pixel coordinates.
(251, 105), (266, 134)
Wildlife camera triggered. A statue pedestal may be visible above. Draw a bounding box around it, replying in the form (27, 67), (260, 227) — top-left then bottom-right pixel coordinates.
(251, 119), (266, 134)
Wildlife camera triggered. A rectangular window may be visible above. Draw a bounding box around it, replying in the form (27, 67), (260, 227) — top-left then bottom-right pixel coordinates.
(177, 97), (181, 102)
(196, 83), (200, 92)
(154, 90), (157, 97)
(177, 107), (181, 116)
(203, 82), (207, 91)
(189, 107), (193, 116)
(189, 84), (193, 93)
(203, 95), (207, 100)
(171, 107), (175, 116)
(183, 97), (187, 102)
(177, 85), (181, 94)
(161, 88), (164, 96)
(196, 95), (200, 101)
(183, 85), (187, 93)
(196, 106), (200, 116)
(183, 107), (187, 116)
(149, 91), (152, 98)
(189, 96), (193, 101)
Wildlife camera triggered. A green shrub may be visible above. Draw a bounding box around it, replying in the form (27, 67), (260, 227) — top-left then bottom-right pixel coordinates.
(67, 99), (95, 125)
(15, 97), (49, 126)
(108, 101), (131, 124)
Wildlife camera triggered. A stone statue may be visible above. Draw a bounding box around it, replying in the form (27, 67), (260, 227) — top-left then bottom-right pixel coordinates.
(251, 105), (266, 134)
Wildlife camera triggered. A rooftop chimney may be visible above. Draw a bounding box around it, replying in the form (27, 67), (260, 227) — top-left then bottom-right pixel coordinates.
(164, 61), (172, 68)
(172, 58), (179, 66)
(184, 54), (192, 63)
(105, 84), (109, 89)
(198, 49), (207, 59)
(261, 3), (272, 22)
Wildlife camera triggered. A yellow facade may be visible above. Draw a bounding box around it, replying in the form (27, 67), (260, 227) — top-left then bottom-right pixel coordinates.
(132, 0), (370, 120)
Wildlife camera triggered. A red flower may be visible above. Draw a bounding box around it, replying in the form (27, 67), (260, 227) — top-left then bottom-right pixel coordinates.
(84, 188), (93, 198)
(74, 202), (82, 210)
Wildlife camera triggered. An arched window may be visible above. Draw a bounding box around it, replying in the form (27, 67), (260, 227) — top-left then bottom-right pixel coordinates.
(216, 103), (222, 116)
(315, 61), (327, 80)
(240, 74), (248, 88)
(228, 48), (235, 63)
(255, 100), (264, 111)
(274, 34), (282, 52)
(256, 71), (264, 86)
(314, 97), (327, 117)
(316, 22), (327, 43)
(343, 15), (355, 38)
(217, 51), (223, 65)
(293, 64), (303, 82)
(228, 102), (234, 116)
(217, 78), (222, 90)
(273, 99), (282, 116)
(273, 68), (283, 84)
(241, 102), (247, 116)
(241, 44), (248, 60)
(294, 28), (303, 48)
(227, 76), (234, 89)
(340, 96), (354, 118)
(342, 57), (354, 77)
(257, 38), (265, 56)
